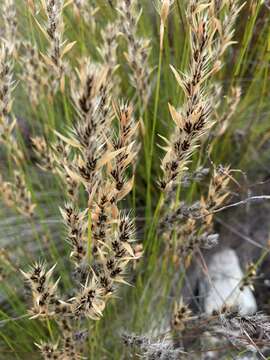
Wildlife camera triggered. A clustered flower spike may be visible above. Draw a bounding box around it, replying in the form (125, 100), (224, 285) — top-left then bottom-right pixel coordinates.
(2, 0), (18, 52)
(73, 0), (99, 32)
(122, 332), (184, 359)
(159, 0), (243, 191)
(23, 59), (141, 357)
(161, 165), (231, 262)
(0, 42), (36, 217)
(117, 0), (152, 106)
(35, 0), (76, 92)
(171, 298), (193, 331)
(21, 262), (59, 318)
(19, 42), (51, 106)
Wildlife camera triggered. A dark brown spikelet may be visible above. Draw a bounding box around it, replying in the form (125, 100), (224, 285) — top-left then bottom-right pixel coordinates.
(21, 262), (59, 318)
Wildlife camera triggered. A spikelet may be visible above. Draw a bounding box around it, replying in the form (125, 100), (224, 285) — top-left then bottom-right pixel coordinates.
(58, 317), (81, 359)
(21, 262), (59, 318)
(32, 135), (80, 201)
(171, 298), (192, 331)
(71, 277), (106, 320)
(70, 59), (112, 150)
(31, 136), (56, 172)
(0, 175), (14, 208)
(36, 320), (82, 359)
(13, 171), (36, 217)
(155, 0), (174, 50)
(211, 0), (245, 58)
(60, 203), (87, 266)
(109, 102), (139, 202)
(206, 82), (241, 157)
(36, 342), (61, 360)
(240, 262), (257, 292)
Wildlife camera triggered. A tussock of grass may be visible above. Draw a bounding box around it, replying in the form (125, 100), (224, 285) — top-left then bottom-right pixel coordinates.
(1, 0), (270, 359)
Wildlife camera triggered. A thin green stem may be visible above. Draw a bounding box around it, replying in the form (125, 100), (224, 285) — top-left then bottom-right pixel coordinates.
(146, 192), (164, 253)
(146, 43), (164, 221)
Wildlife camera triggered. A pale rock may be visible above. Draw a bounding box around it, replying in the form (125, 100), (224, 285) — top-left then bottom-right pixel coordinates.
(201, 248), (257, 316)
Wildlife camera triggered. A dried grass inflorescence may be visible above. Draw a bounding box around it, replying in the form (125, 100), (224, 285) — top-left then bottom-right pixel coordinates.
(161, 165), (231, 262)
(153, 1), (243, 285)
(99, 23), (119, 77)
(159, 0), (242, 191)
(70, 60), (112, 150)
(240, 262), (257, 292)
(171, 298), (192, 332)
(206, 82), (241, 157)
(73, 0), (99, 31)
(23, 60), (141, 355)
(11, 171), (36, 217)
(35, 0), (76, 92)
(0, 41), (35, 217)
(2, 0), (18, 53)
(21, 262), (60, 318)
(19, 42), (50, 107)
(164, 306), (270, 355)
(0, 42), (20, 159)
(218, 309), (270, 350)
(36, 315), (82, 359)
(122, 332), (184, 359)
(117, 0), (152, 106)
(156, 0), (174, 50)
(31, 136), (56, 173)
(31, 135), (79, 200)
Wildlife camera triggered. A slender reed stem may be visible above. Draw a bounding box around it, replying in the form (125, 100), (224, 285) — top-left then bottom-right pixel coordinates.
(146, 45), (163, 220)
(146, 192), (164, 253)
